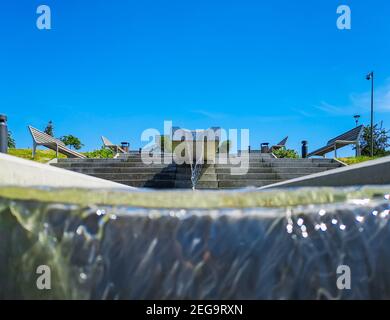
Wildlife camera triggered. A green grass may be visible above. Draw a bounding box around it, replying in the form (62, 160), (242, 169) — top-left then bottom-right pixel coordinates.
(337, 156), (381, 165)
(8, 148), (66, 163)
(8, 148), (385, 166)
(8, 148), (114, 162)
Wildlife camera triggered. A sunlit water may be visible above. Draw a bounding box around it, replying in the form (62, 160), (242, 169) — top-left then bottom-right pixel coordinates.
(189, 144), (205, 190)
(1, 186), (390, 299)
(190, 162), (203, 190)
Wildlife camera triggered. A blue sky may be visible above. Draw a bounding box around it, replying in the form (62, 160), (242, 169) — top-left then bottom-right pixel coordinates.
(1, 0), (390, 156)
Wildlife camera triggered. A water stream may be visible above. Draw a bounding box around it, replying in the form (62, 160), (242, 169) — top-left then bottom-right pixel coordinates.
(1, 186), (390, 299)
(190, 161), (203, 190)
(189, 141), (204, 190)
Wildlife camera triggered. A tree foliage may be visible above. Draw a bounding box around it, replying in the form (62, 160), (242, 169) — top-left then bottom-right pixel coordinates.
(60, 135), (84, 150)
(8, 130), (16, 148)
(360, 123), (390, 156)
(44, 120), (54, 137)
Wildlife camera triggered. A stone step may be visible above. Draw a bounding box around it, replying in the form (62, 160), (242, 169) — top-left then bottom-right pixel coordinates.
(174, 173), (219, 182)
(262, 163), (340, 168)
(195, 181), (219, 189)
(213, 167), (330, 174)
(64, 167), (177, 174)
(264, 159), (338, 164)
(55, 159), (339, 167)
(218, 180), (281, 188)
(86, 173), (177, 180)
(109, 180), (177, 188)
(206, 171), (329, 181)
(116, 153), (273, 159)
(217, 173), (278, 180)
(174, 181), (219, 189)
(176, 182), (220, 189)
(213, 164), (271, 169)
(213, 167), (274, 174)
(56, 166), (335, 181)
(266, 167), (335, 174)
(213, 164), (337, 170)
(57, 156), (336, 163)
(54, 164), (337, 176)
(175, 167), (217, 173)
(53, 163), (174, 168)
(56, 162), (339, 170)
(51, 157), (342, 189)
(57, 158), (126, 163)
(265, 158), (335, 162)
(67, 169), (326, 181)
(273, 173), (318, 180)
(218, 186), (267, 190)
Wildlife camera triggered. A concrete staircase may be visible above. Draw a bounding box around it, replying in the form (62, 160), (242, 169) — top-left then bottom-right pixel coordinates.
(51, 153), (343, 189)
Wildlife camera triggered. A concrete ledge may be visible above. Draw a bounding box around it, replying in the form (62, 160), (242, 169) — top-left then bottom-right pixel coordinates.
(260, 155), (390, 189)
(332, 157), (348, 166)
(0, 153), (133, 189)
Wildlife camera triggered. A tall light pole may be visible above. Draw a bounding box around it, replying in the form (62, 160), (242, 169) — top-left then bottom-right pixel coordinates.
(366, 71), (374, 157)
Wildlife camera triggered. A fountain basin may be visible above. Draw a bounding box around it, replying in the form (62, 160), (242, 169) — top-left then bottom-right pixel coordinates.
(1, 186), (390, 299)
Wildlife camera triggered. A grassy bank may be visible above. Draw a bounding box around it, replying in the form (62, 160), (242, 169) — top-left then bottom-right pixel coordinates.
(8, 148), (386, 165)
(337, 156), (381, 165)
(8, 148), (66, 163)
(8, 148), (114, 163)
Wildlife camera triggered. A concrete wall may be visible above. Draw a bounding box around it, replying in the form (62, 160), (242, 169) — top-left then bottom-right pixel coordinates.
(172, 140), (218, 162)
(261, 155), (390, 189)
(0, 153), (132, 189)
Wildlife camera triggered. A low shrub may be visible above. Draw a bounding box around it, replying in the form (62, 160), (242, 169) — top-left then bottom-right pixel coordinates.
(83, 147), (114, 159)
(273, 147), (299, 159)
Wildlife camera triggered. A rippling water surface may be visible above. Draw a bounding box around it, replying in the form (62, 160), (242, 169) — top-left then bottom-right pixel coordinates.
(1, 186), (390, 299)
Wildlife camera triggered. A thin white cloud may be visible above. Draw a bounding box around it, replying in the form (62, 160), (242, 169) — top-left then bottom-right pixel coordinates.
(248, 115), (301, 122)
(291, 107), (313, 118)
(314, 101), (350, 115)
(350, 82), (390, 112)
(315, 79), (390, 115)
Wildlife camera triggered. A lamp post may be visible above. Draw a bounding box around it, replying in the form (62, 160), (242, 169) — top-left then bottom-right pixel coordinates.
(353, 114), (361, 127)
(366, 71), (374, 157)
(0, 114), (8, 154)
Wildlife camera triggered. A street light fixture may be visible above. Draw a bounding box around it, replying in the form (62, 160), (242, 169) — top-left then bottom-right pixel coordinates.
(366, 71), (374, 157)
(353, 114), (361, 127)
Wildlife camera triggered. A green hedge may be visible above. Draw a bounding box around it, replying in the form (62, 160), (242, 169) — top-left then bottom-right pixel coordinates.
(83, 147), (114, 159)
(273, 147), (299, 159)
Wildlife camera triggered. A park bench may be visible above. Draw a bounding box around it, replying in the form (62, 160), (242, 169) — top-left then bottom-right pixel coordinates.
(101, 136), (127, 154)
(28, 126), (86, 159)
(307, 125), (364, 158)
(271, 136), (288, 152)
(261, 136), (288, 153)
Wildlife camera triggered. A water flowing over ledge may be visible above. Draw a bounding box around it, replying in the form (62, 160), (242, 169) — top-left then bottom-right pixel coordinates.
(1, 186), (390, 299)
(0, 185), (389, 209)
